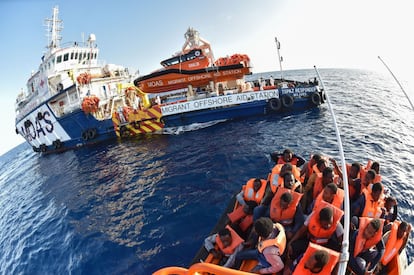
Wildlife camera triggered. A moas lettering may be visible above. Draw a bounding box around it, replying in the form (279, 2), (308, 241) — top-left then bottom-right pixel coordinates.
(188, 62), (200, 68)
(147, 80), (164, 87)
(19, 111), (54, 141)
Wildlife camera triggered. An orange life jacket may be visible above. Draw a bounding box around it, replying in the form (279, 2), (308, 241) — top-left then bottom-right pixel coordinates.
(257, 223), (286, 255)
(308, 201), (344, 244)
(215, 225), (244, 255)
(314, 187), (344, 210)
(381, 220), (405, 265)
(346, 163), (361, 179)
(268, 164), (283, 192)
(243, 178), (267, 204)
(268, 164), (301, 193)
(277, 156), (299, 166)
(312, 173), (323, 199)
(300, 161), (314, 183)
(353, 217), (384, 257)
(364, 160), (381, 182)
(313, 173), (340, 199)
(292, 242), (340, 275)
(270, 188), (303, 226)
(312, 163), (322, 174)
(361, 188), (384, 218)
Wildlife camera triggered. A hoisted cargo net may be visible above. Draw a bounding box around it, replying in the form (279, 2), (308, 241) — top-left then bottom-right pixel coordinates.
(81, 96), (100, 114)
(215, 54), (250, 66)
(214, 57), (228, 66)
(229, 53), (250, 65)
(77, 73), (92, 85)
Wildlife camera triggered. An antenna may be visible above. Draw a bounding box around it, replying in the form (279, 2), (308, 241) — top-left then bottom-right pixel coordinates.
(275, 37), (283, 79)
(45, 6), (63, 50)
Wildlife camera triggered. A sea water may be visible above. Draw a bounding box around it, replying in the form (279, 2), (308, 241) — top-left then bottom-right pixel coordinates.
(1, 68), (413, 274)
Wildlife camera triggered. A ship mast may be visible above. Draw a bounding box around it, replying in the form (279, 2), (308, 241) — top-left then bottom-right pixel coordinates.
(182, 27), (215, 65)
(45, 6), (63, 50)
(275, 37), (283, 80)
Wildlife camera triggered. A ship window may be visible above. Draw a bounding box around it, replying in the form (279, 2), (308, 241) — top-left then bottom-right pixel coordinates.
(71, 52), (74, 59)
(87, 53), (90, 60)
(75, 52), (78, 60)
(160, 49), (200, 67)
(63, 53), (69, 61)
(161, 56), (180, 67)
(57, 55), (62, 63)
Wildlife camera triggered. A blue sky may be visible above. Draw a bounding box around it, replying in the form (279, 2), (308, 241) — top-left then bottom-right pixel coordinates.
(1, 0), (412, 155)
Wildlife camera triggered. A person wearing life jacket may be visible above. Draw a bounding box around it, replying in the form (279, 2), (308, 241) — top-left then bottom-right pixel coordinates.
(282, 171), (303, 193)
(303, 158), (328, 188)
(302, 166), (335, 215)
(235, 218), (286, 274)
(366, 160), (382, 183)
(361, 169), (376, 191)
(285, 242), (340, 275)
(253, 170), (301, 222)
(380, 220), (411, 269)
(331, 159), (362, 202)
(383, 196), (398, 224)
(287, 202), (344, 262)
(270, 148), (305, 167)
(229, 178), (267, 231)
(348, 217), (385, 275)
(311, 182), (344, 212)
(203, 225), (244, 268)
(301, 158), (327, 211)
(269, 188), (305, 240)
(352, 182), (384, 218)
(299, 153), (322, 186)
(268, 163), (301, 191)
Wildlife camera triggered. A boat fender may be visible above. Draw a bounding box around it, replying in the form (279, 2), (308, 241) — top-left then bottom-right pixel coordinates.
(37, 112), (43, 120)
(268, 98), (282, 112)
(320, 90), (327, 103)
(53, 139), (62, 149)
(281, 94), (294, 108)
(88, 128), (97, 140)
(311, 92), (321, 105)
(81, 131), (89, 141)
(40, 144), (47, 153)
(15, 128), (19, 134)
(119, 125), (129, 138)
(32, 146), (40, 152)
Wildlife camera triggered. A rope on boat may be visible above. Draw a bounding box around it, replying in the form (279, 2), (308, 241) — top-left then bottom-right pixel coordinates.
(314, 66), (350, 275)
(378, 56), (414, 111)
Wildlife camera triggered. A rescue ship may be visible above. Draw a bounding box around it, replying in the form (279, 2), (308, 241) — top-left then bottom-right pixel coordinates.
(153, 152), (411, 275)
(111, 28), (325, 138)
(14, 6), (136, 154)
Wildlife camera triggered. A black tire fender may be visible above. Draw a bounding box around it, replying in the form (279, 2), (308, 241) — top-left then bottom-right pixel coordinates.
(268, 98), (282, 112)
(281, 94), (294, 108)
(311, 92), (321, 105)
(88, 128), (97, 140)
